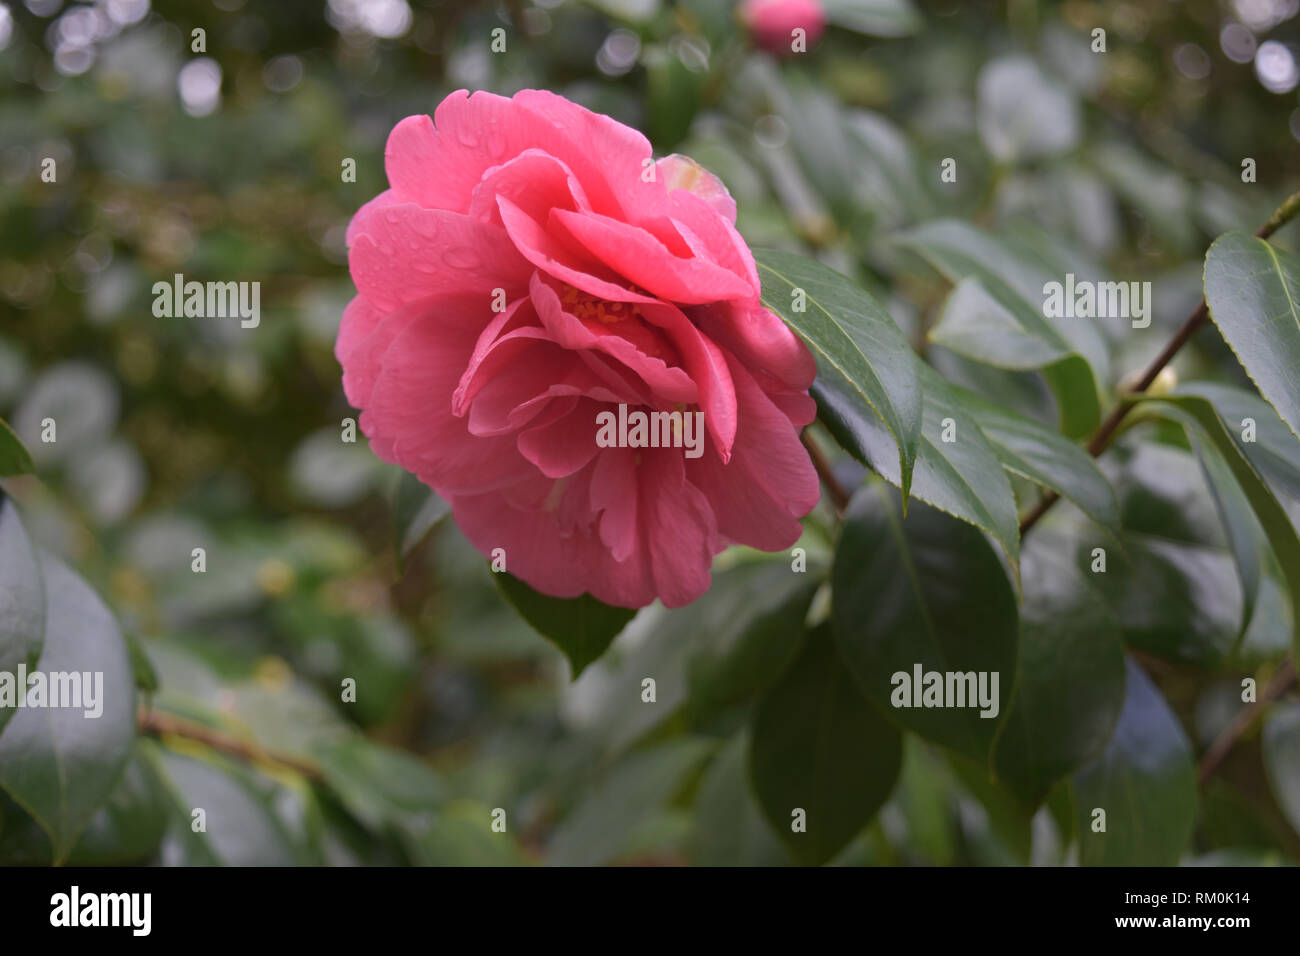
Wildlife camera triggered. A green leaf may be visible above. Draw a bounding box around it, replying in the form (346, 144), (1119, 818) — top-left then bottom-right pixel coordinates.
(957, 385), (1122, 545)
(392, 471), (450, 568)
(0, 552), (135, 863)
(822, 0), (921, 37)
(844, 111), (936, 223)
(1262, 702), (1300, 838)
(0, 789), (57, 863)
(1089, 532), (1239, 667)
(930, 277), (1064, 368)
(691, 731), (790, 866)
(1189, 430), (1264, 641)
(123, 630), (159, 694)
(145, 744), (300, 865)
(1092, 144), (1196, 252)
(748, 625), (902, 865)
(65, 745), (169, 864)
(312, 737), (445, 831)
(1070, 659), (1196, 866)
(948, 753), (1034, 864)
(1204, 232), (1300, 443)
(1177, 381), (1300, 501)
(976, 55), (1081, 163)
(763, 74), (861, 220)
(831, 481), (1018, 762)
(860, 361), (1022, 571)
(683, 560), (820, 725)
(1142, 392), (1300, 662)
(399, 800), (530, 866)
(545, 738), (712, 866)
(0, 417), (34, 477)
(0, 496), (44, 736)
(898, 219), (1106, 438)
(495, 572), (638, 678)
(644, 45), (703, 149)
(894, 738), (958, 865)
(992, 537), (1126, 808)
(754, 248), (922, 499)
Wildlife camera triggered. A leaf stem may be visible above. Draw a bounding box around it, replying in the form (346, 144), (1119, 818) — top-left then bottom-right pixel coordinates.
(1196, 660), (1296, 786)
(1018, 187), (1300, 536)
(137, 706), (323, 780)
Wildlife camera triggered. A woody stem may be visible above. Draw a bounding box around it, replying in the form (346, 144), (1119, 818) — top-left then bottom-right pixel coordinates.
(1018, 187), (1300, 536)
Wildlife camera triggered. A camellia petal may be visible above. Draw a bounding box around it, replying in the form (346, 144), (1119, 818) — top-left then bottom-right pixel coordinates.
(339, 89), (819, 608)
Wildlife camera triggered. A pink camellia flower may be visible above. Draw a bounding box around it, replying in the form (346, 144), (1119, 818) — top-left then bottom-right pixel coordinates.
(740, 0), (827, 56)
(338, 90), (819, 608)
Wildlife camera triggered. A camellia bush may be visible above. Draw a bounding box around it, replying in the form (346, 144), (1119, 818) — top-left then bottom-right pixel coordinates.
(1, 0), (1299, 869)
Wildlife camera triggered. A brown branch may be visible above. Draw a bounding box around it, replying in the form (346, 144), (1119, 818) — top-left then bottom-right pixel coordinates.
(137, 706), (323, 780)
(1197, 661), (1297, 787)
(803, 429), (849, 516)
(1018, 189), (1300, 536)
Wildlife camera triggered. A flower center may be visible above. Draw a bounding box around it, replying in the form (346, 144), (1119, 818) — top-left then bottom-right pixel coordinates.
(556, 283), (682, 366)
(558, 284), (636, 325)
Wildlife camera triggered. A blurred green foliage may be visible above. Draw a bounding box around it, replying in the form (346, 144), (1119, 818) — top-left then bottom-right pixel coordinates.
(2, 0), (1300, 866)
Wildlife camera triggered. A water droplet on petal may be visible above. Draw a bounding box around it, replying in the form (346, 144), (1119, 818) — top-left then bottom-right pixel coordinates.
(443, 246), (480, 270)
(408, 216), (440, 239)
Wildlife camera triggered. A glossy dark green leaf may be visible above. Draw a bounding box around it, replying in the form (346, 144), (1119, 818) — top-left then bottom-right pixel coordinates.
(957, 385), (1121, 545)
(1089, 532), (1239, 667)
(146, 744), (299, 866)
(392, 471), (450, 568)
(1, 752), (167, 865)
(0, 496), (44, 736)
(495, 572), (638, 679)
(1262, 703), (1300, 838)
(825, 360), (1021, 571)
(992, 538), (1126, 807)
(748, 625), (902, 865)
(1203, 232), (1300, 441)
(65, 746), (169, 864)
(1189, 430), (1263, 641)
(931, 277), (1063, 369)
(1176, 381), (1300, 501)
(898, 219), (1106, 438)
(683, 560), (820, 725)
(831, 481), (1018, 762)
(1071, 659), (1196, 866)
(0, 417), (34, 477)
(1142, 393), (1300, 661)
(754, 248), (921, 498)
(0, 552), (135, 863)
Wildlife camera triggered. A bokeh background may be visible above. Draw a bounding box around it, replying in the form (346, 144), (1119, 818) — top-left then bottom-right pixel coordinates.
(2, 0), (1300, 865)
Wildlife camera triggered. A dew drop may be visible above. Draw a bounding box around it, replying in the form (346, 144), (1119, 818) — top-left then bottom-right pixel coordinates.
(443, 246), (480, 269)
(408, 216), (440, 239)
